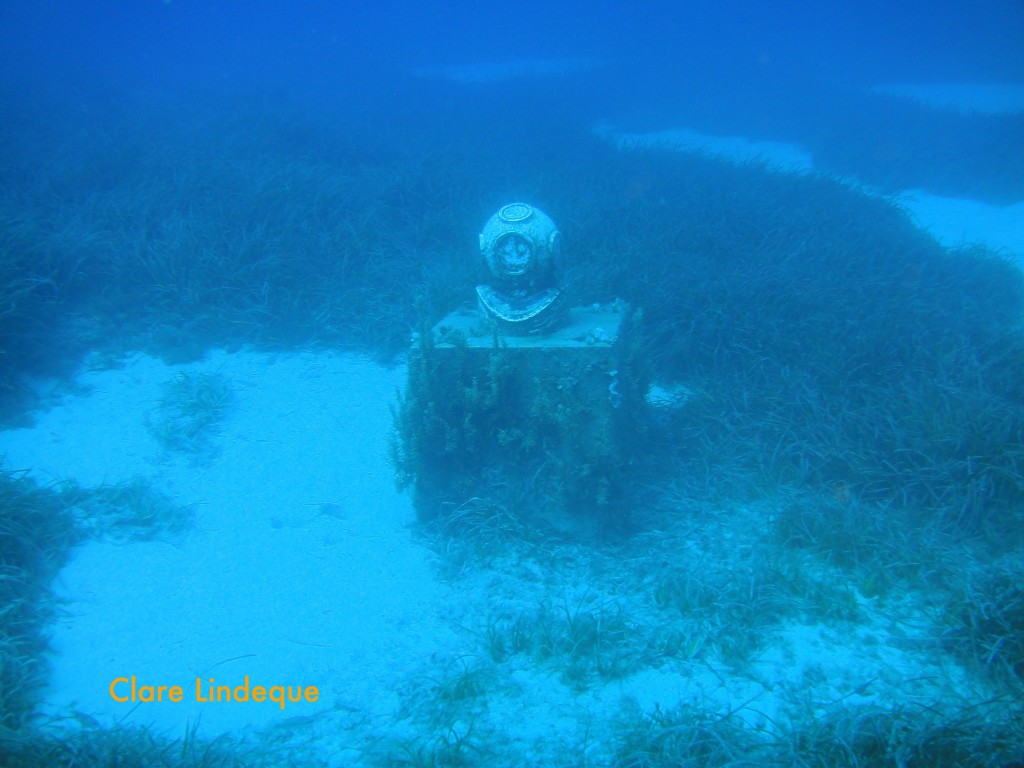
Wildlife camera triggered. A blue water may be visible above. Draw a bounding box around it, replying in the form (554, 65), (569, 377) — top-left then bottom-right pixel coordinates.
(3, 1), (1023, 92)
(4, 1), (1022, 203)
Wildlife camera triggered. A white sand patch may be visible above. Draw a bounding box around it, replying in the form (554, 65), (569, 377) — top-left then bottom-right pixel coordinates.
(897, 191), (1024, 264)
(595, 122), (815, 174)
(874, 82), (1024, 115)
(0, 350), (460, 739)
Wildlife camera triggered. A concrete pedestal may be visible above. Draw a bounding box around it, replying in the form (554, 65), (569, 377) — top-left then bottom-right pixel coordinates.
(392, 303), (648, 532)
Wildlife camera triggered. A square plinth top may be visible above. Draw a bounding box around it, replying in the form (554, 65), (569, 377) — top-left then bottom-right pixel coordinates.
(429, 303), (626, 349)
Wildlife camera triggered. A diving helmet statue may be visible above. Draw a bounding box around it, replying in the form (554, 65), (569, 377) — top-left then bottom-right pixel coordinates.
(477, 203), (565, 334)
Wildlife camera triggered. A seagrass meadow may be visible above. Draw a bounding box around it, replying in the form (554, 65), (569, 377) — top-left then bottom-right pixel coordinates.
(2, 63), (1024, 766)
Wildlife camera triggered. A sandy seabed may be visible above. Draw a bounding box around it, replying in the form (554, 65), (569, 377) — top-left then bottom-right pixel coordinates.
(0, 345), (998, 764)
(1, 353), (455, 744)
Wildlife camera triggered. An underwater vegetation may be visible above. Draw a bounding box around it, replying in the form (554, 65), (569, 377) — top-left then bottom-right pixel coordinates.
(611, 698), (1024, 768)
(942, 555), (1024, 691)
(149, 370), (235, 454)
(2, 83), (1021, 541)
(1, 718), (257, 768)
(0, 470), (78, 735)
(389, 136), (1024, 546)
(61, 476), (194, 541)
(1, 71), (1023, 765)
